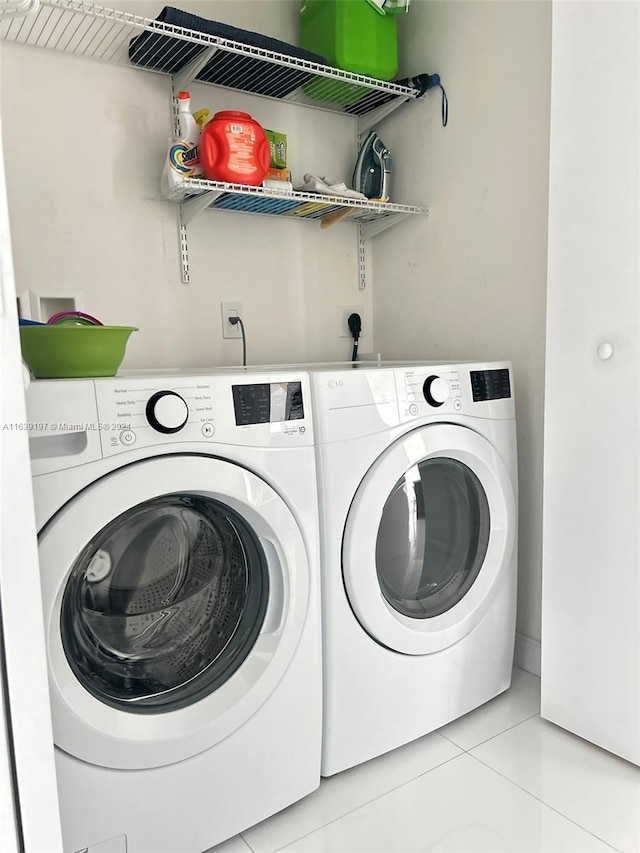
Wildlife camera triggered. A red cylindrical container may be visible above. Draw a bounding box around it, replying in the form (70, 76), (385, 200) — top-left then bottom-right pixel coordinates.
(199, 111), (270, 185)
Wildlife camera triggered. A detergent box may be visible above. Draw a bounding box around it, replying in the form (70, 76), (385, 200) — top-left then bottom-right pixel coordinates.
(264, 129), (288, 170)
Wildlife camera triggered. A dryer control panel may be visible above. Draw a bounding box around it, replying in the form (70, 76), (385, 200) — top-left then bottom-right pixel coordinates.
(395, 361), (515, 422)
(396, 367), (463, 419)
(470, 368), (512, 402)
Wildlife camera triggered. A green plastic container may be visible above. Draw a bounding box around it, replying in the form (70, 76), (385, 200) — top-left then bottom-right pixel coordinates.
(300, 0), (398, 106)
(301, 0), (398, 78)
(20, 325), (138, 379)
(300, 0), (398, 103)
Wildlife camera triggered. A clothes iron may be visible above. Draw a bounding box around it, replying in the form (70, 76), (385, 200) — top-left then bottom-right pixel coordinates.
(352, 131), (392, 200)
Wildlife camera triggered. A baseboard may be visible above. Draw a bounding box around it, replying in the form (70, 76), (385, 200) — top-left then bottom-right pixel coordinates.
(514, 632), (541, 677)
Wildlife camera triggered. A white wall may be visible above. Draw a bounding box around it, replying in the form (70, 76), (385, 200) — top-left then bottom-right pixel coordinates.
(1, 0), (373, 369)
(373, 0), (551, 642)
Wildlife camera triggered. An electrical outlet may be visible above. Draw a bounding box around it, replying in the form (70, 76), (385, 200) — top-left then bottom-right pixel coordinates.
(338, 306), (364, 338)
(221, 302), (243, 339)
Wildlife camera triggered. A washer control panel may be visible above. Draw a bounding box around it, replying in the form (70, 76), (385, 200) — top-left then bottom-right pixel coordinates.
(92, 373), (312, 457)
(232, 381), (304, 426)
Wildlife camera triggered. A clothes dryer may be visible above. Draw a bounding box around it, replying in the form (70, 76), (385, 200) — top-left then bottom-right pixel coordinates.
(26, 370), (321, 853)
(309, 361), (518, 776)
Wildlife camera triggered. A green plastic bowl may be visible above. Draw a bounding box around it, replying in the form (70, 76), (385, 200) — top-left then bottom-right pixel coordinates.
(19, 325), (138, 379)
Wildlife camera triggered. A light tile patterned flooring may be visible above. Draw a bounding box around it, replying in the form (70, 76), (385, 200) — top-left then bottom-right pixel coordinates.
(206, 667), (640, 853)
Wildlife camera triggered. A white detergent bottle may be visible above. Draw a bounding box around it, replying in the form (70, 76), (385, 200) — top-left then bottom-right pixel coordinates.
(161, 90), (203, 200)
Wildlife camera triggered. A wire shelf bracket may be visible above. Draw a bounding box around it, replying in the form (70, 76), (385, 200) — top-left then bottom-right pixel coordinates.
(356, 96), (412, 137)
(359, 212), (412, 241)
(171, 45), (218, 94)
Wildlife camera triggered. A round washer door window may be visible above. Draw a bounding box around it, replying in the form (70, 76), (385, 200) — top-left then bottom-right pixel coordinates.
(61, 493), (268, 713)
(342, 424), (516, 655)
(39, 455), (310, 770)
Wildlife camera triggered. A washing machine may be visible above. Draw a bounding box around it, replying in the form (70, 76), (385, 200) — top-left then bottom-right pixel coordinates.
(309, 360), (518, 776)
(25, 369), (322, 853)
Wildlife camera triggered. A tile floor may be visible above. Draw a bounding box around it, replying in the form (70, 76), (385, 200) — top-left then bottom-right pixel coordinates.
(208, 667), (640, 853)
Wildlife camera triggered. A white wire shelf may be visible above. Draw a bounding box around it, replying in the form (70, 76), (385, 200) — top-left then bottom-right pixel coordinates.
(0, 0), (420, 116)
(178, 178), (429, 237)
(175, 178), (428, 282)
(0, 0), (431, 284)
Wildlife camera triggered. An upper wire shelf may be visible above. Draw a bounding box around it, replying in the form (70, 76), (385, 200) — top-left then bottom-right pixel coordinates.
(0, 0), (419, 116)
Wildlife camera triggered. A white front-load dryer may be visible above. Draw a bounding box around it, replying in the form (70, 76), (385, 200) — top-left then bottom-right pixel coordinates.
(26, 370), (321, 853)
(309, 361), (518, 776)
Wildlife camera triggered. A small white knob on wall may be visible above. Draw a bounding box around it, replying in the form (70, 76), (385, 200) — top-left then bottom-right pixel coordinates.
(597, 342), (614, 361)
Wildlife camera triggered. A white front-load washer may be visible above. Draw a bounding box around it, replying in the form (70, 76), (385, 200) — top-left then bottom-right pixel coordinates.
(25, 369), (321, 853)
(308, 360), (518, 776)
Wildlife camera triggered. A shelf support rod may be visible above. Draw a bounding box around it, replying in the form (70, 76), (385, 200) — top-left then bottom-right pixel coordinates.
(177, 190), (221, 284)
(358, 226), (367, 290)
(356, 96), (412, 137)
(172, 46), (219, 94)
(178, 207), (190, 285)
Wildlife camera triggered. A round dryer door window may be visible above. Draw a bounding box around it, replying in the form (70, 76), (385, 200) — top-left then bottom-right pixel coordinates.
(38, 455), (311, 771)
(342, 424), (516, 655)
(376, 458), (490, 620)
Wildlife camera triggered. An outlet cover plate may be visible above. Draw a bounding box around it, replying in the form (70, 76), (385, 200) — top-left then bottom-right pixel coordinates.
(222, 302), (243, 339)
(338, 306), (364, 338)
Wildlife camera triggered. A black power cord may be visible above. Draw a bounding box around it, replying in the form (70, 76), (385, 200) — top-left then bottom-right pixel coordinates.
(228, 314), (247, 367)
(348, 313), (362, 363)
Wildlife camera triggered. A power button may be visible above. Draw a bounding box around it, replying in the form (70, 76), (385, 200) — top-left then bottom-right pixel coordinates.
(120, 429), (136, 446)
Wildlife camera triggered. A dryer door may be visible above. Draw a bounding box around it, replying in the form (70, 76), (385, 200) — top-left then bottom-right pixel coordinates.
(38, 455), (310, 770)
(342, 424), (516, 655)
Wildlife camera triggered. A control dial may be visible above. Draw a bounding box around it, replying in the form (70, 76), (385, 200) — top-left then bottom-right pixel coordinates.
(423, 375), (450, 408)
(146, 391), (189, 434)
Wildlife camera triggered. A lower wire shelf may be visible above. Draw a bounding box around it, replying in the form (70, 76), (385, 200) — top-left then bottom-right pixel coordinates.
(180, 177), (429, 225)
(176, 177), (429, 283)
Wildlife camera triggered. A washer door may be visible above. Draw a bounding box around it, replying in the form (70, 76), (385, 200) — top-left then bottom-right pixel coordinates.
(342, 424), (516, 655)
(38, 455), (310, 770)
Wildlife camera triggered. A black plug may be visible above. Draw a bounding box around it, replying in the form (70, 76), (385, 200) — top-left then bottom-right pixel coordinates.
(348, 313), (361, 340)
(348, 313), (361, 363)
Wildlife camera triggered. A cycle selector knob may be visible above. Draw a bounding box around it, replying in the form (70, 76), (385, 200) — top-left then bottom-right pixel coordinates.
(146, 391), (189, 434)
(423, 375), (450, 407)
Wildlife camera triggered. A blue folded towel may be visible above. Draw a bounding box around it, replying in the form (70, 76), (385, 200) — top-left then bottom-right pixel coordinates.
(128, 6), (328, 99)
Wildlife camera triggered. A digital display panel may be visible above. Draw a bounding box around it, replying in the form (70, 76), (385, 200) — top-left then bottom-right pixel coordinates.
(470, 369), (511, 402)
(232, 382), (304, 426)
